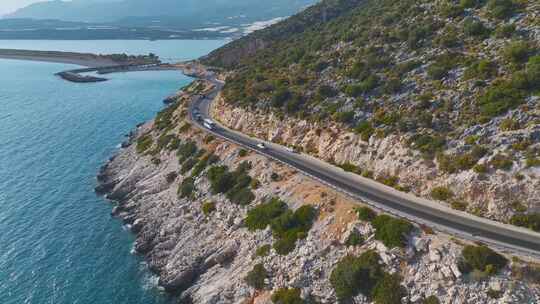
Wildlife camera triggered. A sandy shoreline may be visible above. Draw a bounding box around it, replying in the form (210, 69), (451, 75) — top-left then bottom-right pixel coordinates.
(0, 49), (119, 67)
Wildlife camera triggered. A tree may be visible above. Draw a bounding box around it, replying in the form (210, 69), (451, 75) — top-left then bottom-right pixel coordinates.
(372, 215), (413, 248)
(372, 273), (404, 304)
(330, 251), (383, 300)
(271, 288), (305, 304)
(245, 263), (268, 290)
(462, 245), (508, 274)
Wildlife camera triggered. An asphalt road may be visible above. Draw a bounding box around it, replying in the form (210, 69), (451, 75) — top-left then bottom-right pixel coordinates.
(189, 76), (540, 258)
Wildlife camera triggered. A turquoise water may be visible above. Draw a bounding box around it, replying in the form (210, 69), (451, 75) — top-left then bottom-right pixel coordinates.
(0, 40), (224, 303)
(0, 40), (226, 62)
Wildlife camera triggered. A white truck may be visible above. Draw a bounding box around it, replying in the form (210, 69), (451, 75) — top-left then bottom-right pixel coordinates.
(203, 119), (215, 130)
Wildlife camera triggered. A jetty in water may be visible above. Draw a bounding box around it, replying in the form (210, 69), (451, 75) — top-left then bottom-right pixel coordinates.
(0, 49), (181, 83)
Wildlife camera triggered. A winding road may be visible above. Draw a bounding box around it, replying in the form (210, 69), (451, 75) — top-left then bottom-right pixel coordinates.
(189, 74), (540, 258)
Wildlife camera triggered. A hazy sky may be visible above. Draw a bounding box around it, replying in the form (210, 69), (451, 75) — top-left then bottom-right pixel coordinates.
(0, 0), (44, 15)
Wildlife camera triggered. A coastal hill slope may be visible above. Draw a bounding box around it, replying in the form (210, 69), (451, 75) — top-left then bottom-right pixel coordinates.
(203, 0), (540, 229)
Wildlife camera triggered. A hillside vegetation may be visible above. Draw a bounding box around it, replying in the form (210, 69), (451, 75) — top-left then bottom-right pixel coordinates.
(204, 0), (540, 224)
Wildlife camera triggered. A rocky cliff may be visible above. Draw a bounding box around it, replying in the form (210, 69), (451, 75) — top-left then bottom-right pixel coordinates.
(97, 81), (539, 303)
(212, 96), (540, 223)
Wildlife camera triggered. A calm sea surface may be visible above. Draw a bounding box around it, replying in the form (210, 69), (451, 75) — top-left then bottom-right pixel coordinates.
(0, 40), (225, 304)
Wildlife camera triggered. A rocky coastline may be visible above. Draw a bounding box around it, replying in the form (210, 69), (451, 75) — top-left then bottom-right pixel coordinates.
(95, 72), (540, 303)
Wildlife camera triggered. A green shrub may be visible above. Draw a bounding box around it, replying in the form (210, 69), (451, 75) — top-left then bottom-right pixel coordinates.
(525, 55), (540, 91)
(503, 41), (533, 65)
(336, 111), (355, 124)
(500, 118), (520, 131)
(228, 187), (256, 206)
(473, 164), (488, 174)
(464, 60), (497, 80)
(154, 103), (179, 130)
(427, 53), (461, 80)
(460, 0), (485, 8)
(487, 289), (503, 299)
(372, 215), (413, 248)
(487, 0), (517, 19)
(422, 295), (441, 304)
(489, 154), (513, 170)
(377, 175), (399, 188)
(338, 162), (360, 173)
(191, 153), (218, 178)
(255, 244), (271, 257)
(345, 232), (364, 246)
(479, 82), (525, 118)
(270, 205), (317, 255)
(494, 24), (515, 38)
(408, 134), (446, 158)
(239, 149), (248, 157)
(355, 121), (374, 141)
(355, 206), (376, 221)
(330, 251), (383, 300)
(203, 134), (215, 144)
(451, 201), (468, 211)
(372, 273), (405, 304)
(178, 122), (191, 133)
(207, 166), (235, 194)
(526, 157), (540, 168)
(461, 245), (508, 274)
(178, 177), (195, 198)
(136, 134), (153, 154)
(245, 263), (268, 290)
(177, 140), (198, 163)
(180, 157), (198, 174)
(463, 18), (490, 38)
(245, 198), (288, 231)
(440, 2), (464, 18)
(202, 201), (216, 216)
(431, 186), (454, 201)
(318, 85), (338, 98)
(510, 214), (540, 232)
(271, 288), (305, 304)
(156, 134), (175, 151)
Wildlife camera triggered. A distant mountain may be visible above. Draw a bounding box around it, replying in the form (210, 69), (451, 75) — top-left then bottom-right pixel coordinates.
(6, 0), (317, 27)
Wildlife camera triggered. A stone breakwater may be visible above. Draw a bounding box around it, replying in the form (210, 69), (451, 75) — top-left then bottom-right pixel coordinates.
(95, 82), (540, 303)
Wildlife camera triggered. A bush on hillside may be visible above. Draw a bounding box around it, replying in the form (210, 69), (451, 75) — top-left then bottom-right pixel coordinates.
(372, 215), (413, 248)
(479, 81), (525, 118)
(461, 245), (508, 274)
(487, 0), (517, 19)
(356, 206), (376, 221)
(463, 18), (491, 38)
(372, 273), (405, 304)
(330, 251), (383, 300)
(430, 186), (454, 201)
(355, 121), (375, 141)
(136, 134), (153, 154)
(270, 205), (317, 254)
(464, 60), (497, 79)
(422, 295), (441, 304)
(510, 213), (540, 232)
(245, 263), (268, 290)
(408, 134), (446, 159)
(489, 154), (513, 170)
(503, 41), (533, 65)
(271, 288), (305, 304)
(178, 177), (195, 199)
(202, 201), (216, 216)
(177, 140), (198, 163)
(245, 198), (288, 231)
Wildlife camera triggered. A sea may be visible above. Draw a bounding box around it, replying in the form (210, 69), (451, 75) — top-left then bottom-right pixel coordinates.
(0, 40), (225, 304)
